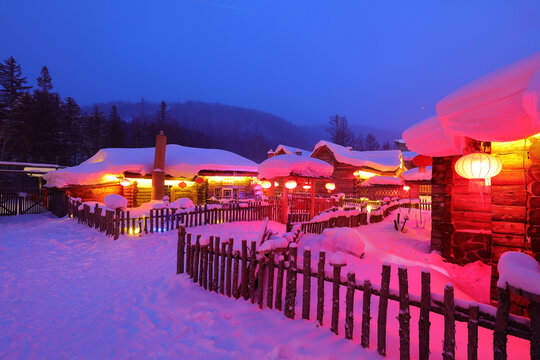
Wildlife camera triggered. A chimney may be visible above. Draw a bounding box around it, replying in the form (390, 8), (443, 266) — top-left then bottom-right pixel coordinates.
(151, 131), (167, 200)
(267, 149), (275, 158)
(295, 150), (302, 156)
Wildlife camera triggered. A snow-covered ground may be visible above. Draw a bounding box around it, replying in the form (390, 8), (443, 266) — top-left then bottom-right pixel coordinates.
(0, 213), (530, 359)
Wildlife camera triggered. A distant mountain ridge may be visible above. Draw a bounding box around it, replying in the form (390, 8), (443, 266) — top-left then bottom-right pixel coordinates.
(82, 100), (399, 161)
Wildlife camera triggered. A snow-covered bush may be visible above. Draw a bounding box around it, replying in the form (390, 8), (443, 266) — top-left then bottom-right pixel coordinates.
(170, 198), (195, 209)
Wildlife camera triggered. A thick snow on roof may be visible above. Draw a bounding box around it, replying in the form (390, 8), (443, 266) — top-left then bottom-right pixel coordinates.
(403, 51), (540, 156)
(401, 151), (418, 161)
(258, 154), (333, 179)
(497, 251), (540, 295)
(313, 140), (402, 172)
(402, 166), (432, 181)
(44, 145), (258, 188)
(275, 144), (311, 156)
(360, 176), (404, 187)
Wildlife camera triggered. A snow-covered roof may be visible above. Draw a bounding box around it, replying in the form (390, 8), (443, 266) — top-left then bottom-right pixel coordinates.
(258, 154), (333, 179)
(402, 166), (432, 181)
(275, 144), (311, 156)
(44, 145), (258, 188)
(403, 51), (540, 156)
(313, 140), (402, 172)
(360, 176), (404, 187)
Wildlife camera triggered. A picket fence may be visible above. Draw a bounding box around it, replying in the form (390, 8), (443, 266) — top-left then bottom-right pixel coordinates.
(176, 228), (539, 360)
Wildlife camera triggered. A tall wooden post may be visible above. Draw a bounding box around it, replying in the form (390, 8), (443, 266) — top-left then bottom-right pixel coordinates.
(151, 131), (167, 200)
(310, 179), (315, 219)
(282, 179), (289, 224)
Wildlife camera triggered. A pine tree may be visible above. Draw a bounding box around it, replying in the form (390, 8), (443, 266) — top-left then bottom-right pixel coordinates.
(364, 133), (380, 151)
(36, 66), (53, 93)
(61, 97), (82, 164)
(0, 56), (32, 109)
(354, 133), (365, 151)
(108, 105), (124, 147)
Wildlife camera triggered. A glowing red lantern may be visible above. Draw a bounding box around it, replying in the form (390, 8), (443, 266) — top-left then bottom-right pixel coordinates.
(195, 177), (205, 184)
(413, 155), (432, 173)
(325, 182), (336, 192)
(178, 181), (187, 188)
(302, 184), (312, 190)
(285, 180), (297, 190)
(261, 181), (272, 189)
(403, 185), (410, 191)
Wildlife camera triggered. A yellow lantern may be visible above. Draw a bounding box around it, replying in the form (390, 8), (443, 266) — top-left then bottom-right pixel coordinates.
(302, 184), (311, 190)
(325, 182), (336, 191)
(261, 181), (272, 189)
(120, 179), (131, 186)
(285, 180), (297, 190)
(455, 152), (502, 186)
(403, 185), (410, 191)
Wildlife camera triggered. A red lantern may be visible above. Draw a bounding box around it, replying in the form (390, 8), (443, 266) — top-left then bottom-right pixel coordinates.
(178, 181), (187, 188)
(412, 155), (432, 173)
(195, 177), (205, 184)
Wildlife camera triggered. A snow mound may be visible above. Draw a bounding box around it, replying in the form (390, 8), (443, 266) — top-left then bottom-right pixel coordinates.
(319, 228), (365, 259)
(497, 251), (540, 295)
(43, 144), (258, 188)
(170, 198), (195, 209)
(258, 154), (333, 179)
(329, 251), (347, 266)
(104, 194), (127, 210)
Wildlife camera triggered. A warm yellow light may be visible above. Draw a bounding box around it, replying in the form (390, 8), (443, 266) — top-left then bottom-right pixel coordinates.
(274, 181), (279, 187)
(353, 170), (378, 179)
(261, 181), (272, 189)
(126, 178), (195, 187)
(403, 185), (410, 191)
(302, 184), (312, 190)
(366, 204), (372, 213)
(455, 153), (502, 186)
(120, 179), (131, 186)
(325, 182), (336, 191)
(285, 180), (297, 190)
(103, 174), (121, 183)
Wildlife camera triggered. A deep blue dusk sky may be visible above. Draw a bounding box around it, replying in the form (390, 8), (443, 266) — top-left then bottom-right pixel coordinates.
(1, 1), (539, 132)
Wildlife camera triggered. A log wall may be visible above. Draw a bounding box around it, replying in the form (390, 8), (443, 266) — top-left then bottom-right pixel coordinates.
(67, 183), (123, 203)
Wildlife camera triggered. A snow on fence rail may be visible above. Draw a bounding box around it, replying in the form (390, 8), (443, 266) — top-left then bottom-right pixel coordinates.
(175, 228), (539, 359)
(67, 198), (283, 239)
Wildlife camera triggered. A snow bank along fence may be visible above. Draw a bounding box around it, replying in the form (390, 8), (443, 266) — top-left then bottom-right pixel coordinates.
(175, 228), (538, 360)
(0, 191), (51, 216)
(67, 198), (283, 239)
(287, 200), (404, 234)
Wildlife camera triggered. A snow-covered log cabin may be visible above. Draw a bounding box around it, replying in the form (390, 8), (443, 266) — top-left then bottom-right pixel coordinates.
(403, 51), (540, 303)
(310, 140), (405, 196)
(43, 144), (259, 207)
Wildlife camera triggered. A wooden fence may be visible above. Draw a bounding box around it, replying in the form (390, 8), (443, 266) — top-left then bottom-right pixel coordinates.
(0, 192), (51, 216)
(68, 198), (283, 239)
(176, 228), (538, 359)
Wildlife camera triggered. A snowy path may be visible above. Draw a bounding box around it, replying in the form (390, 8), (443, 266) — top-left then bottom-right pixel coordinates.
(0, 214), (382, 360)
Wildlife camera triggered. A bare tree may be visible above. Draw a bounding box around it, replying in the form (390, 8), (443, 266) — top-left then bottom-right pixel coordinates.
(327, 114), (354, 146)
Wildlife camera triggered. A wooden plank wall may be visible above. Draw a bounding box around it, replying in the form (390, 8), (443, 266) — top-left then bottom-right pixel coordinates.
(490, 139), (530, 301)
(431, 156), (455, 258)
(68, 183), (123, 203)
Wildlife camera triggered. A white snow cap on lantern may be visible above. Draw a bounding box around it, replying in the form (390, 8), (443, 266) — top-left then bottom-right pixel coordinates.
(455, 153), (502, 185)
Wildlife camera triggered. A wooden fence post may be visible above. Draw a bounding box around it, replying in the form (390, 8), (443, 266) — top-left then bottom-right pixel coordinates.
(220, 241), (226, 294)
(114, 208), (120, 240)
(267, 253), (275, 309)
(443, 283), (456, 360)
(214, 237), (221, 293)
(285, 245), (298, 319)
(330, 260), (345, 334)
(419, 269), (431, 360)
(226, 239), (233, 297)
(317, 251), (326, 326)
(302, 249), (311, 320)
(202, 245), (208, 290)
(258, 257), (265, 309)
(468, 302), (479, 360)
(232, 252), (240, 299)
(177, 226), (186, 274)
(249, 241), (257, 303)
(345, 272), (355, 340)
(361, 279), (371, 348)
(493, 286), (509, 360)
(208, 237), (214, 291)
(186, 234), (192, 277)
(398, 266), (411, 360)
(193, 238), (200, 283)
(377, 263), (391, 356)
(529, 300), (540, 360)
(241, 240), (248, 300)
(275, 258), (285, 311)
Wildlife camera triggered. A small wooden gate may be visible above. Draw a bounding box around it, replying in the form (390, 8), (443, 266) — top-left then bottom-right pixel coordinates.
(0, 192), (50, 216)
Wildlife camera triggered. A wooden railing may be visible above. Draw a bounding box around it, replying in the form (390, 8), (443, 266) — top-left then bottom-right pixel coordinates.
(176, 229), (537, 359)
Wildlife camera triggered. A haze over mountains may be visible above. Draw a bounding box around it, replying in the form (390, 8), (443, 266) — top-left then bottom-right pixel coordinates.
(83, 100), (401, 162)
